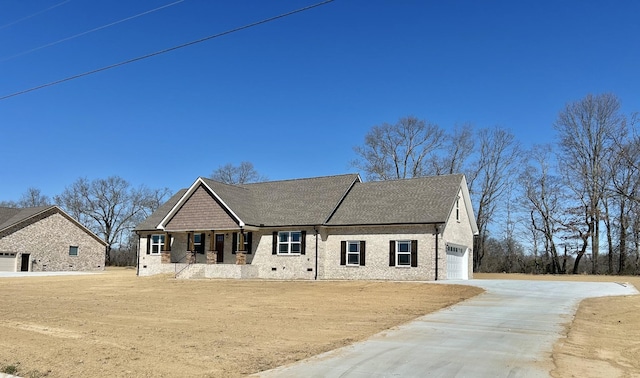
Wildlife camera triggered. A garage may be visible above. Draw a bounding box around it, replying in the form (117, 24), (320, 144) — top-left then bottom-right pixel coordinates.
(0, 253), (16, 272)
(446, 244), (468, 280)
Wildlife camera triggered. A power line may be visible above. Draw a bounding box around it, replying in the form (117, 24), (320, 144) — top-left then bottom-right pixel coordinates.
(0, 0), (187, 63)
(0, 0), (334, 101)
(0, 0), (71, 30)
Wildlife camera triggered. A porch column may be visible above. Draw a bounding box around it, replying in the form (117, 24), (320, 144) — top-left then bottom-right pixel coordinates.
(206, 231), (217, 264)
(235, 231), (246, 265)
(161, 233), (171, 264)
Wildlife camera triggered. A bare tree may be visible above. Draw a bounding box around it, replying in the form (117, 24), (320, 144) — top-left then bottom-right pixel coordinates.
(1, 188), (50, 208)
(210, 161), (267, 185)
(554, 93), (622, 274)
(429, 123), (475, 175)
(520, 145), (567, 274)
(468, 127), (521, 271)
(608, 115), (640, 274)
(352, 116), (444, 180)
(0, 200), (18, 208)
(55, 176), (171, 265)
(18, 187), (51, 207)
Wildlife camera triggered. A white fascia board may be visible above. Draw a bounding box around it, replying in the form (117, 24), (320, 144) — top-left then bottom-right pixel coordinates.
(460, 175), (479, 235)
(158, 177), (245, 230)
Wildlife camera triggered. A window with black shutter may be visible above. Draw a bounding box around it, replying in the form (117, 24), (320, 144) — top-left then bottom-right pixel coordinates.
(391, 240), (418, 267)
(275, 231), (305, 255)
(246, 232), (252, 254)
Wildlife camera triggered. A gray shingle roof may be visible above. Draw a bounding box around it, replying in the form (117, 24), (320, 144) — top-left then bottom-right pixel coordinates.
(241, 174), (360, 226)
(326, 174), (464, 225)
(0, 206), (55, 231)
(134, 189), (188, 231)
(0, 205), (107, 245)
(135, 173), (468, 231)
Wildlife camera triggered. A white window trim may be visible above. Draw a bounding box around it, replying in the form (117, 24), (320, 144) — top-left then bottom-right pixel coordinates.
(396, 240), (411, 267)
(278, 231), (302, 255)
(346, 241), (360, 266)
(69, 246), (79, 256)
(150, 234), (165, 255)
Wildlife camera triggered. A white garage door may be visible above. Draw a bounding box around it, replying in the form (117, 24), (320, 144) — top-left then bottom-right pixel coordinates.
(0, 253), (17, 272)
(446, 244), (468, 280)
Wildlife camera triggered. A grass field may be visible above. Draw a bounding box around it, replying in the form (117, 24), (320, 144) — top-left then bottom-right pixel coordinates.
(0, 269), (481, 377)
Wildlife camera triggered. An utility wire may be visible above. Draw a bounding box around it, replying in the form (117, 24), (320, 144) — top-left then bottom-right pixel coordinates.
(0, 0), (187, 63)
(0, 0), (71, 30)
(0, 0), (334, 101)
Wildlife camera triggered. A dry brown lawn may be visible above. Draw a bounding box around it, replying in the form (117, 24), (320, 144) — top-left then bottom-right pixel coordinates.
(476, 273), (640, 378)
(0, 269), (481, 378)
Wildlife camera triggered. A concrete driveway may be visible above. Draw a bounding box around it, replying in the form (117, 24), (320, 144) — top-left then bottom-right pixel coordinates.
(254, 279), (638, 378)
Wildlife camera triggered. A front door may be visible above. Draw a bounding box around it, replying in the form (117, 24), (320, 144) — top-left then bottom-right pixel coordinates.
(215, 234), (224, 263)
(20, 254), (30, 272)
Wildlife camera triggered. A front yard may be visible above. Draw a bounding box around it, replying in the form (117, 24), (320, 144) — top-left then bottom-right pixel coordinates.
(0, 269), (481, 377)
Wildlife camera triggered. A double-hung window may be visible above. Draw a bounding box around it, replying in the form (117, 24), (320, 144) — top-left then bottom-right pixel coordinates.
(396, 241), (411, 266)
(340, 241), (366, 266)
(278, 231), (302, 254)
(150, 234), (165, 255)
(389, 240), (418, 267)
(347, 241), (360, 265)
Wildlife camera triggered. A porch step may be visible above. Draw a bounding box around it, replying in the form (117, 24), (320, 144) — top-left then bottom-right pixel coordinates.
(176, 264), (206, 279)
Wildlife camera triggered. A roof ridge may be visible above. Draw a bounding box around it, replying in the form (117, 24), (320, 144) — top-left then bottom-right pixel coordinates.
(361, 174), (464, 184)
(242, 173), (360, 186)
(200, 177), (250, 191)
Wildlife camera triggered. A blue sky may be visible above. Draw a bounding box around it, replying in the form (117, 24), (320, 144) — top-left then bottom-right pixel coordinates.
(1, 0), (639, 201)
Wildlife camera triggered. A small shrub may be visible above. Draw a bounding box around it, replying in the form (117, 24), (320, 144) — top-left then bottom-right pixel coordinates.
(2, 364), (18, 375)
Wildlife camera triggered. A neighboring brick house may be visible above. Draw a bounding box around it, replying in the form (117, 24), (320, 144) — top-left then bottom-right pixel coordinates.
(135, 173), (478, 280)
(0, 206), (107, 272)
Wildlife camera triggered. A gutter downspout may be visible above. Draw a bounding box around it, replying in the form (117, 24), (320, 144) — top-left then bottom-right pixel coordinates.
(434, 224), (440, 281)
(314, 226), (319, 280)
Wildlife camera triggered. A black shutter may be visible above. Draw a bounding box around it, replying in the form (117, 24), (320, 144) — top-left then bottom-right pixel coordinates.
(232, 233), (237, 254)
(300, 231), (306, 255)
(246, 232), (252, 254)
(389, 240), (395, 266)
(411, 240), (418, 267)
(340, 241), (346, 265)
(187, 232), (192, 251)
(360, 241), (366, 266)
(146, 235), (151, 255)
(272, 232), (278, 255)
(199, 233), (206, 254)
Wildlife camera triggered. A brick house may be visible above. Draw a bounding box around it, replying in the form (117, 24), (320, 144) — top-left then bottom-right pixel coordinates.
(0, 206), (107, 272)
(135, 173), (478, 280)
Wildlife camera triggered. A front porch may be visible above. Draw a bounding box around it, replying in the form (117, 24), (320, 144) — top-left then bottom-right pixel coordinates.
(151, 229), (254, 266)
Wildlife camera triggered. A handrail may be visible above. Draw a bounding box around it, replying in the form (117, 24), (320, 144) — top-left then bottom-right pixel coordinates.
(174, 251), (194, 278)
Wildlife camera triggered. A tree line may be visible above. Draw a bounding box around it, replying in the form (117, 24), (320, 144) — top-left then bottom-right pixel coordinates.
(352, 93), (639, 275)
